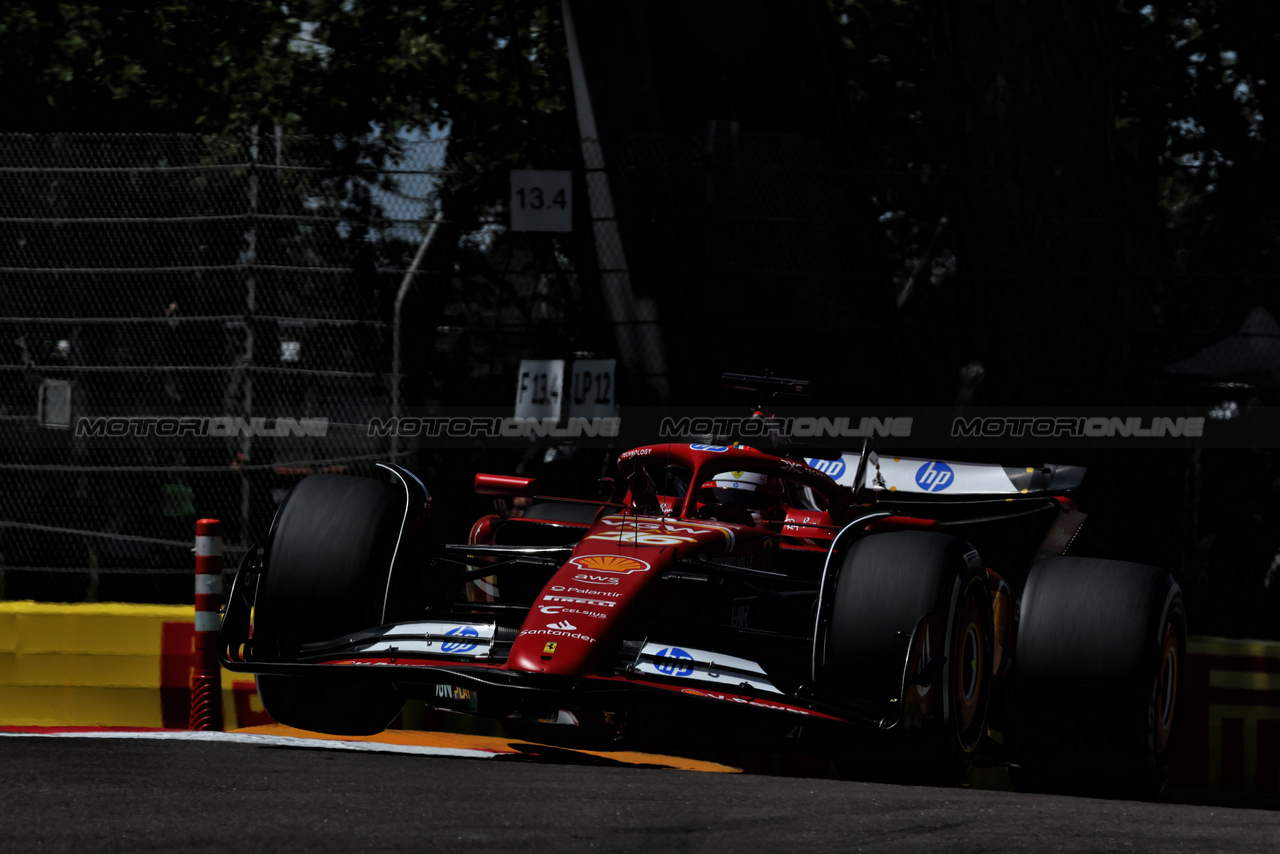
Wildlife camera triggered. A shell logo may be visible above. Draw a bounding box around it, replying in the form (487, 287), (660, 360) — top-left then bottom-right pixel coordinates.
(569, 555), (651, 574)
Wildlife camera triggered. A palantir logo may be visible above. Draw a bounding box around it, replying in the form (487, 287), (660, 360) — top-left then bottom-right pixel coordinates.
(441, 625), (480, 653)
(915, 461), (955, 492)
(806, 457), (846, 479)
(654, 647), (695, 677)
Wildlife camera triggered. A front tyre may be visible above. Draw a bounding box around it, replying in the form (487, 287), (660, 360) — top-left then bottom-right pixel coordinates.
(252, 474), (406, 735)
(254, 675), (402, 737)
(824, 532), (993, 784)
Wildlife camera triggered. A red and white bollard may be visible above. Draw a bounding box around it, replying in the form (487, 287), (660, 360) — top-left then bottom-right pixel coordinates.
(190, 518), (224, 731)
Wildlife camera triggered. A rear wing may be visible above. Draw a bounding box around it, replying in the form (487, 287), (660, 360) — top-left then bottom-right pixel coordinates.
(804, 453), (1085, 496)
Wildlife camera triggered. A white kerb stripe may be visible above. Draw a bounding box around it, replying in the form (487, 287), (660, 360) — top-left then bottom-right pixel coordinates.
(195, 536), (223, 557)
(195, 574), (223, 594)
(194, 611), (221, 632)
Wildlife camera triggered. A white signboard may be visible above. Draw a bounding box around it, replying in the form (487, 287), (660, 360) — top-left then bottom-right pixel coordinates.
(568, 359), (616, 419)
(38, 378), (72, 428)
(515, 359), (564, 420)
(510, 170), (572, 232)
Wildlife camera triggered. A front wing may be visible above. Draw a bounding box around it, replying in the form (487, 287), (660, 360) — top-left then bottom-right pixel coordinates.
(218, 569), (896, 735)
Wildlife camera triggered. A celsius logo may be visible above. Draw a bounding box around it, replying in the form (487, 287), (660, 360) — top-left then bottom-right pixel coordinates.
(806, 457), (846, 479)
(689, 444), (728, 452)
(915, 461), (955, 492)
(441, 625), (480, 653)
(653, 647), (695, 677)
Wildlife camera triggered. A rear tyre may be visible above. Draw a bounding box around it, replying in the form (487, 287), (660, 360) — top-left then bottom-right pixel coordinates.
(1006, 557), (1185, 800)
(824, 532), (993, 784)
(252, 475), (405, 735)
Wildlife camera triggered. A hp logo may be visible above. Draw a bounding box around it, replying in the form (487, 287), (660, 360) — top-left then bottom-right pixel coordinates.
(806, 457), (846, 479)
(653, 647), (695, 677)
(915, 461), (955, 493)
(441, 625), (480, 653)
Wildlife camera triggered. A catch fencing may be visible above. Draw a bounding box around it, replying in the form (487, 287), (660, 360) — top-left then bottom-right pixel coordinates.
(0, 132), (599, 603)
(2, 130), (1277, 630)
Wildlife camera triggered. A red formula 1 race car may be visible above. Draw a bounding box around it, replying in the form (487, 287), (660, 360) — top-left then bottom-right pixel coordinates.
(219, 438), (1184, 798)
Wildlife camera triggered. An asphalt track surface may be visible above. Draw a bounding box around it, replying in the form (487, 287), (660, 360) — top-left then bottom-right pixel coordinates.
(3, 732), (1280, 853)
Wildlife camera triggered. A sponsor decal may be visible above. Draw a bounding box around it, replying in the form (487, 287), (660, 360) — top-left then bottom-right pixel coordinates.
(540, 604), (608, 619)
(654, 647), (695, 677)
(543, 594), (616, 607)
(567, 586), (620, 597)
(569, 555), (652, 574)
(585, 530), (696, 546)
(524, 629), (597, 644)
(573, 573), (620, 586)
(915, 461), (954, 493)
(679, 688), (811, 716)
(542, 642), (558, 654)
(440, 625), (481, 654)
(434, 685), (472, 701)
(807, 457), (846, 479)
(585, 517), (737, 549)
(689, 443), (729, 452)
(547, 620), (578, 631)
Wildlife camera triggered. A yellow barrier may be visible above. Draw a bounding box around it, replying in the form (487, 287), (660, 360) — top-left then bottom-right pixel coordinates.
(0, 601), (267, 729)
(1, 601), (1277, 804)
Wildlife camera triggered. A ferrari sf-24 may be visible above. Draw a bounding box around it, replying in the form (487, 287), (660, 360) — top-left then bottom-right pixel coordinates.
(219, 433), (1184, 798)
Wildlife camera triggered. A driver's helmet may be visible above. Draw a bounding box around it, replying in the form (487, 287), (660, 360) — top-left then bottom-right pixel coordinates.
(708, 469), (782, 514)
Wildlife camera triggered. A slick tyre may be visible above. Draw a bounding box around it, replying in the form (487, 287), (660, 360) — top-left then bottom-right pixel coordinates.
(1007, 557), (1185, 800)
(825, 532), (993, 784)
(252, 474), (405, 735)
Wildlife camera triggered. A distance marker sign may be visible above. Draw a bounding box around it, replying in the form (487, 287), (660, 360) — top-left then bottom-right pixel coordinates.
(569, 359), (616, 419)
(510, 170), (572, 232)
(515, 359), (564, 420)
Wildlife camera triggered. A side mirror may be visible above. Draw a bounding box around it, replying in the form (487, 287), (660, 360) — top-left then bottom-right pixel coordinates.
(597, 476), (620, 502)
(473, 473), (540, 498)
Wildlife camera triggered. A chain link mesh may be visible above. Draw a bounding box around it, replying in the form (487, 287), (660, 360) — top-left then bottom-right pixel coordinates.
(0, 132), (600, 603)
(2, 131), (1276, 624)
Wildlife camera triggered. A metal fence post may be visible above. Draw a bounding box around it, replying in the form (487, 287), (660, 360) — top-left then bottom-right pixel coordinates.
(392, 210), (443, 461)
